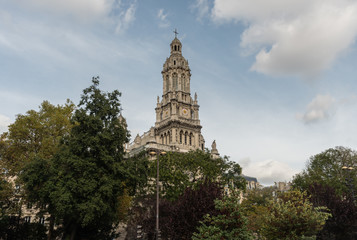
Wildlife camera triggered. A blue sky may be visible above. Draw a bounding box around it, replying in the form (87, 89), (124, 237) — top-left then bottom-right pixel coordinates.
(1, 0), (357, 185)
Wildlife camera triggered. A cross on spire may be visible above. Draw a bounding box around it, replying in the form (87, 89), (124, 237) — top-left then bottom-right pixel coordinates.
(173, 28), (179, 38)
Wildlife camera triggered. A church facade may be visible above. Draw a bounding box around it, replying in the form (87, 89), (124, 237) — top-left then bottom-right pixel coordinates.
(126, 36), (218, 157)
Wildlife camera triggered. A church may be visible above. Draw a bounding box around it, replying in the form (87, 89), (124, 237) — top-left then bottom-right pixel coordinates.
(126, 34), (219, 158)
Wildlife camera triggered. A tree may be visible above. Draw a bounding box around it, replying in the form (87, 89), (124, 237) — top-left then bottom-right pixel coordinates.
(260, 190), (331, 240)
(292, 146), (357, 239)
(0, 174), (13, 216)
(292, 146), (357, 197)
(149, 150), (245, 201)
(240, 187), (275, 239)
(0, 100), (74, 176)
(192, 191), (253, 240)
(22, 78), (131, 239)
(0, 100), (74, 239)
(307, 183), (357, 240)
(0, 215), (47, 240)
(126, 151), (245, 239)
(138, 181), (223, 240)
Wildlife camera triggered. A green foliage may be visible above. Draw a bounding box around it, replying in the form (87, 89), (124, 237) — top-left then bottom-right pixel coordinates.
(240, 187), (275, 238)
(292, 146), (357, 196)
(308, 183), (357, 240)
(260, 190), (331, 240)
(192, 192), (253, 240)
(124, 151), (150, 197)
(0, 100), (74, 228)
(137, 180), (222, 240)
(0, 175), (15, 216)
(21, 78), (131, 239)
(148, 150), (245, 200)
(0, 100), (74, 176)
(0, 216), (47, 240)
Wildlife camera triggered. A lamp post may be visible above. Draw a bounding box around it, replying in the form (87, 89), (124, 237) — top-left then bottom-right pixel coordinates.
(149, 150), (166, 240)
(342, 166), (355, 202)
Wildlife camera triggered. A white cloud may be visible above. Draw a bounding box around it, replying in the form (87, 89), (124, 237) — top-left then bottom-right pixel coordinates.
(212, 0), (357, 77)
(240, 158), (298, 186)
(297, 94), (336, 124)
(14, 0), (114, 22)
(115, 3), (136, 34)
(192, 0), (210, 21)
(0, 115), (11, 134)
(7, 1), (137, 34)
(157, 9), (170, 28)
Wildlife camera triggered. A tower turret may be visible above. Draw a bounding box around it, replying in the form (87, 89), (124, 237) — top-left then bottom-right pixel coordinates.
(155, 31), (204, 151)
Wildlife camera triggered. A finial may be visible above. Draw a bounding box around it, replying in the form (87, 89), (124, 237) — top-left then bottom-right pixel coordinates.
(212, 140), (217, 150)
(157, 96), (160, 103)
(173, 28), (179, 38)
(195, 92), (197, 101)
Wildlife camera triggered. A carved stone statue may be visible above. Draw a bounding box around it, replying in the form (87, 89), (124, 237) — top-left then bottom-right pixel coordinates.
(212, 140), (217, 150)
(211, 140), (219, 158)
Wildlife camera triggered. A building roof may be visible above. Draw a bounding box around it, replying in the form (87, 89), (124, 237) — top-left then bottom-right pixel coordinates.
(242, 175), (258, 182)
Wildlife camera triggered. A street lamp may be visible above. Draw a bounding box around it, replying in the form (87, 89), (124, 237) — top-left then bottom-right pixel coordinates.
(342, 166), (355, 202)
(149, 150), (166, 240)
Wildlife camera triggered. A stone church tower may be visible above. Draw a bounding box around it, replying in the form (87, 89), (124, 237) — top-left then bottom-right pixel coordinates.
(127, 35), (212, 156)
(154, 37), (205, 151)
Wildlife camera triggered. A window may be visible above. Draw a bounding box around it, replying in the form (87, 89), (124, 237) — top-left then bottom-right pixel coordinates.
(39, 217), (45, 225)
(181, 74), (185, 91)
(184, 132), (188, 145)
(173, 73), (178, 90)
(165, 75), (169, 92)
(180, 131), (183, 144)
(174, 60), (176, 65)
(24, 216), (31, 223)
(15, 185), (20, 193)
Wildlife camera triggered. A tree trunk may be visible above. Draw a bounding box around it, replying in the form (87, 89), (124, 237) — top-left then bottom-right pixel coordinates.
(70, 223), (77, 240)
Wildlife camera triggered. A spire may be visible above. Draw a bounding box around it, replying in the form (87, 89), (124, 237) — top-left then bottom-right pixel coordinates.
(170, 31), (182, 55)
(173, 28), (179, 38)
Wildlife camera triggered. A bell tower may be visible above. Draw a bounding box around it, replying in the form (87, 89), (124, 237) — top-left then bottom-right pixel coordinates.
(154, 32), (205, 151)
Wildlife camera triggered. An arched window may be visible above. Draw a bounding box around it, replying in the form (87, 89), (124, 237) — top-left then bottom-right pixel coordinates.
(181, 74), (185, 91)
(174, 60), (176, 65)
(165, 75), (169, 92)
(174, 45), (177, 51)
(189, 133), (193, 146)
(180, 130), (183, 144)
(185, 131), (188, 145)
(178, 46), (180, 51)
(168, 131), (171, 144)
(173, 73), (178, 90)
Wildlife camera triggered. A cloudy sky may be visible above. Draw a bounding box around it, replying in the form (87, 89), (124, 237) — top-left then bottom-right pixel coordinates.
(1, 0), (357, 185)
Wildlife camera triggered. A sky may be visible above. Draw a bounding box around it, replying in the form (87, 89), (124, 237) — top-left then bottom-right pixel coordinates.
(1, 0), (357, 185)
